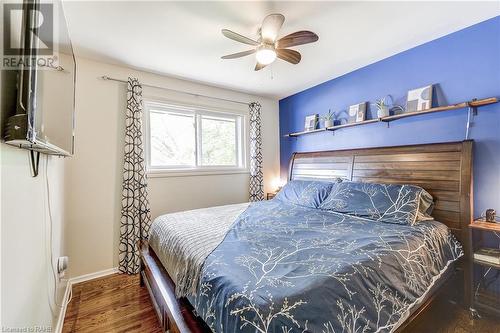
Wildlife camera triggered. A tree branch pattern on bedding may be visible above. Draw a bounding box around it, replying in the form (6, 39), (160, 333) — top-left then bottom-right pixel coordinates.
(191, 200), (462, 333)
(319, 182), (434, 225)
(275, 180), (336, 208)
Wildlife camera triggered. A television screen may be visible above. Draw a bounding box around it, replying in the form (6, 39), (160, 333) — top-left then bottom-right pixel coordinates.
(29, 1), (75, 154)
(32, 1), (76, 155)
(5, 0), (75, 156)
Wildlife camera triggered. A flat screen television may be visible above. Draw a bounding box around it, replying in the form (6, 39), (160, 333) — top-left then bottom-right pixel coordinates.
(4, 0), (76, 156)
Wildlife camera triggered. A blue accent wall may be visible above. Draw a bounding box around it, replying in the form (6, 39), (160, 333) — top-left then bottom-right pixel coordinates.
(279, 16), (500, 218)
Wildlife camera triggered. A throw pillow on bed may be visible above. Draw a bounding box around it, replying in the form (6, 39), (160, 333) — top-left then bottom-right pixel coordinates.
(275, 179), (340, 208)
(319, 181), (434, 225)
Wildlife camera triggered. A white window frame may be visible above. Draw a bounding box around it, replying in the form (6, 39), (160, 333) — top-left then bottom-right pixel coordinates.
(143, 100), (249, 177)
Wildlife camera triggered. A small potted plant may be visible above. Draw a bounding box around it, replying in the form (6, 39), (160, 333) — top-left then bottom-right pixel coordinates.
(373, 97), (390, 118)
(322, 109), (335, 128)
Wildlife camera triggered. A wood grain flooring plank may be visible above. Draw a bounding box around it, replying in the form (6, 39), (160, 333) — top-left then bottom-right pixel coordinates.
(62, 274), (162, 333)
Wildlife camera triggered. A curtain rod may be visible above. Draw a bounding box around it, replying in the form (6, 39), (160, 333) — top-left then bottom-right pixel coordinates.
(100, 75), (251, 106)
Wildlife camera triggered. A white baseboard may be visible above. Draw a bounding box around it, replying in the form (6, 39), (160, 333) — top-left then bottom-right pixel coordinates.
(54, 280), (72, 333)
(69, 267), (119, 285)
(54, 267), (119, 333)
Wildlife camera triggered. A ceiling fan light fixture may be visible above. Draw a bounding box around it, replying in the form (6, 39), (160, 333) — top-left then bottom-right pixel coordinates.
(221, 13), (318, 70)
(256, 45), (276, 65)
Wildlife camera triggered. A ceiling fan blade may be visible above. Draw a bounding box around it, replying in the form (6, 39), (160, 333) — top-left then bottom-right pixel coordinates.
(221, 49), (256, 59)
(255, 62), (267, 71)
(221, 29), (259, 46)
(276, 31), (319, 49)
(261, 13), (285, 43)
(277, 49), (301, 64)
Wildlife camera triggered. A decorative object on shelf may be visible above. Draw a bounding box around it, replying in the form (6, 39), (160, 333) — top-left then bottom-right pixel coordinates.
(373, 97), (390, 118)
(304, 114), (318, 131)
(356, 107), (366, 122)
(406, 84), (433, 112)
(348, 102), (367, 123)
(335, 110), (349, 125)
(485, 209), (497, 222)
(321, 109), (335, 128)
(391, 104), (405, 114)
(373, 96), (405, 118)
(283, 97), (498, 138)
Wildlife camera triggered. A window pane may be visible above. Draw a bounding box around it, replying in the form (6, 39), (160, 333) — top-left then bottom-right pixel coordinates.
(149, 110), (195, 167)
(201, 116), (237, 166)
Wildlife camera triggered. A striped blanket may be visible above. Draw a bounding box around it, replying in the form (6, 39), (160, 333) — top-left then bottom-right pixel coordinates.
(148, 203), (250, 297)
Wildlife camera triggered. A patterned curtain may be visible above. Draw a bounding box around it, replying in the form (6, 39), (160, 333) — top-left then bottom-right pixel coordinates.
(119, 77), (152, 274)
(249, 102), (264, 201)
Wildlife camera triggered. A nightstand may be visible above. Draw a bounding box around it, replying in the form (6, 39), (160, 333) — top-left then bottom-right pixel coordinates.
(266, 192), (277, 200)
(468, 220), (500, 318)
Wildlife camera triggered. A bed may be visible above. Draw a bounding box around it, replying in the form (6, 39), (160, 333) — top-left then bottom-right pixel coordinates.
(139, 140), (473, 333)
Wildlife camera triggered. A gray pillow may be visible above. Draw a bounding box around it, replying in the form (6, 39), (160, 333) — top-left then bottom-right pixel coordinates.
(275, 180), (338, 208)
(319, 181), (434, 225)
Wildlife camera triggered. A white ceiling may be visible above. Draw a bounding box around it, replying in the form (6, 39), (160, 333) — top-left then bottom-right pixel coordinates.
(63, 1), (499, 99)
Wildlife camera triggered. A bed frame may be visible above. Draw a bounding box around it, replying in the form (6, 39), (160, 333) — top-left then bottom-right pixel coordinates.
(139, 140), (473, 333)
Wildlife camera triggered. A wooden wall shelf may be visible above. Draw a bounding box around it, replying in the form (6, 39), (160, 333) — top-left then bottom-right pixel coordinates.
(284, 97), (498, 138)
(469, 220), (500, 232)
(285, 128), (327, 137)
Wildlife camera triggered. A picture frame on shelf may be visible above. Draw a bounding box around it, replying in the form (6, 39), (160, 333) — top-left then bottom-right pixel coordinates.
(348, 102), (367, 123)
(406, 85), (433, 112)
(304, 114), (318, 131)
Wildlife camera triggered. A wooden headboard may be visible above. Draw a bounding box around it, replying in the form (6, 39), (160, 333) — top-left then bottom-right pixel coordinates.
(288, 140), (473, 247)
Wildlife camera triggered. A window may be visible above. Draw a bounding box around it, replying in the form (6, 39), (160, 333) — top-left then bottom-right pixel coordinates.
(144, 101), (247, 175)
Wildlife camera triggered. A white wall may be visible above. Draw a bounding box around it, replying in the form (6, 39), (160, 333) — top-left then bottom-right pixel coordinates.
(0, 144), (68, 330)
(65, 57), (280, 278)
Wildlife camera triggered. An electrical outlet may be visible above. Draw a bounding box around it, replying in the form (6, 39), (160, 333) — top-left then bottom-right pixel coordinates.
(57, 256), (69, 278)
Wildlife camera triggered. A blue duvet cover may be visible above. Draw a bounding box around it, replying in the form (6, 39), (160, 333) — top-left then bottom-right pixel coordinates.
(191, 199), (462, 333)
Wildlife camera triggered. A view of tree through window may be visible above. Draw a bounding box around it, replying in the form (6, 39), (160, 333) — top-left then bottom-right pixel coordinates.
(201, 116), (236, 166)
(149, 111), (195, 166)
(146, 103), (244, 171)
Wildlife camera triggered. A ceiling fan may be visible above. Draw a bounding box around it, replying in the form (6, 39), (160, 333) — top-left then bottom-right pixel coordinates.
(221, 13), (319, 71)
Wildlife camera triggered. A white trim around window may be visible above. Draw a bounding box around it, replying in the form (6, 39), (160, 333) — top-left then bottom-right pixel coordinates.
(143, 100), (249, 177)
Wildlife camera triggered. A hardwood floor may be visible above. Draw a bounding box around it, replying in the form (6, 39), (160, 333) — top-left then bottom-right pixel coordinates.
(63, 273), (500, 333)
(405, 298), (500, 333)
(62, 274), (162, 333)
